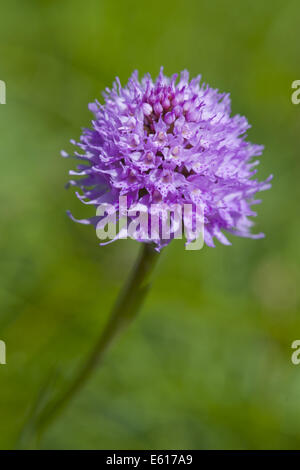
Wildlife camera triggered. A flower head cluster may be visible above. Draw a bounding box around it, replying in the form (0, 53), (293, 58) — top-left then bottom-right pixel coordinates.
(64, 68), (272, 250)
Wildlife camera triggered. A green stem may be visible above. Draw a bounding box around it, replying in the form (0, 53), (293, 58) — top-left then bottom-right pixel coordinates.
(18, 243), (160, 447)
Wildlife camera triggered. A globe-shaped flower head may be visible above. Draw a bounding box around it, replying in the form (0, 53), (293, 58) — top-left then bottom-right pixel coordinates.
(65, 68), (272, 250)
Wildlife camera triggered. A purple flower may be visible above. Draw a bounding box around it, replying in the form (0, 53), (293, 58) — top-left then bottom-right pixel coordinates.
(63, 68), (272, 250)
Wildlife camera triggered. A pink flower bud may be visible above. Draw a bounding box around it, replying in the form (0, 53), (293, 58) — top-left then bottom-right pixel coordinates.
(164, 111), (176, 125)
(142, 102), (153, 116)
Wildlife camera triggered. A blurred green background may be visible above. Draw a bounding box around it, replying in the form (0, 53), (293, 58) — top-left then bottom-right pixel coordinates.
(0, 0), (299, 450)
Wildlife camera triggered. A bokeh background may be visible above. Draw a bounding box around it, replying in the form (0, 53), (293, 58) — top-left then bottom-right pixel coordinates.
(0, 0), (299, 450)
